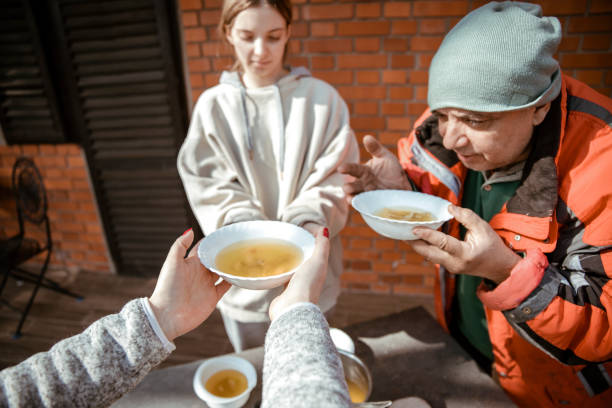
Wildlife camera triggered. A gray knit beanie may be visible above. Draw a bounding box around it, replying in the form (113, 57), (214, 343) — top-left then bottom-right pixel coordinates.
(428, 1), (562, 112)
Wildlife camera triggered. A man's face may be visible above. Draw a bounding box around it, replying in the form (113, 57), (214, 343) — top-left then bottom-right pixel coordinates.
(433, 105), (549, 172)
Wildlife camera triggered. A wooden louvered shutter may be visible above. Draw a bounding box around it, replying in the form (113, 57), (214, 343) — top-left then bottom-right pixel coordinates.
(0, 0), (66, 144)
(49, 0), (192, 276)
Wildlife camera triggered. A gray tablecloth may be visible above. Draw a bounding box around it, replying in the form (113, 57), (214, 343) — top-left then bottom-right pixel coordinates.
(113, 307), (515, 408)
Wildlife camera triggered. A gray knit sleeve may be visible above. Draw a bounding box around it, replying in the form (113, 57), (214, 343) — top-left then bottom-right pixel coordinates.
(262, 302), (350, 408)
(0, 298), (172, 407)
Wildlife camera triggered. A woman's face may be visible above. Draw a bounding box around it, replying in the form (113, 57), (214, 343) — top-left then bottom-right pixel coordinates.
(226, 4), (290, 88)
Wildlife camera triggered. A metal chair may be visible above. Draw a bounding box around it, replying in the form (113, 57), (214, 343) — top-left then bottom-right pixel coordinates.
(0, 157), (82, 338)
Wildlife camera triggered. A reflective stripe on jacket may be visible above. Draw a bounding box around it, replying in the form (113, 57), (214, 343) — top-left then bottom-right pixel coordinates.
(397, 75), (612, 407)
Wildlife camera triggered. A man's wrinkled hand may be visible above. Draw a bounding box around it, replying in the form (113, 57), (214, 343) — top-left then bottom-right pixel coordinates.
(339, 135), (412, 198)
(411, 205), (521, 284)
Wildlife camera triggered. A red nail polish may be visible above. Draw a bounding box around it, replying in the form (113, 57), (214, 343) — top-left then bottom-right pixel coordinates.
(182, 228), (192, 235)
(323, 228), (329, 238)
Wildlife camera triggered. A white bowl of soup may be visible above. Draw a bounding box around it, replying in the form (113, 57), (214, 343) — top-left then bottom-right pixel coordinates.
(351, 190), (453, 240)
(193, 355), (257, 408)
(198, 220), (315, 290)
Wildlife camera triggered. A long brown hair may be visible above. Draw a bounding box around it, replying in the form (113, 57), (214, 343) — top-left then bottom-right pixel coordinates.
(218, 0), (293, 71)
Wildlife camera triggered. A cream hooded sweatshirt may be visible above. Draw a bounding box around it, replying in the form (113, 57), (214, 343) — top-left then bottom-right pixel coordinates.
(177, 67), (359, 322)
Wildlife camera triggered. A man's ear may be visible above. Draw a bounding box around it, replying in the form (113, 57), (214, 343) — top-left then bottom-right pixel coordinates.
(533, 102), (551, 126)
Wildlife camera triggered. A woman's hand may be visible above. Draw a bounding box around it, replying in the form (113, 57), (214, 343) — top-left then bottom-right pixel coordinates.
(339, 135), (412, 197)
(302, 222), (324, 236)
(149, 229), (232, 341)
(411, 205), (521, 284)
(269, 229), (330, 321)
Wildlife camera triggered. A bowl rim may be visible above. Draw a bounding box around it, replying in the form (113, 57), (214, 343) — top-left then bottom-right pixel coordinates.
(352, 189), (453, 226)
(192, 355), (257, 404)
(212, 261), (299, 282)
(198, 220), (315, 283)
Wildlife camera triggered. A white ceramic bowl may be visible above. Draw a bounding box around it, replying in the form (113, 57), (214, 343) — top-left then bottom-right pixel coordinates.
(198, 220), (315, 290)
(329, 328), (355, 354)
(193, 355), (257, 408)
(352, 190), (453, 240)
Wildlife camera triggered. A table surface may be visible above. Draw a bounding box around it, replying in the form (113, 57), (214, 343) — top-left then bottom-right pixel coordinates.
(113, 307), (515, 408)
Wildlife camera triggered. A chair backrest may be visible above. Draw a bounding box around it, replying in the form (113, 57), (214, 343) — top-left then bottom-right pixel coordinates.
(11, 157), (49, 234)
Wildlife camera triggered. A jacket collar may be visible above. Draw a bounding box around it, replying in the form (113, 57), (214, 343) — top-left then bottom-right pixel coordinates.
(506, 93), (561, 217)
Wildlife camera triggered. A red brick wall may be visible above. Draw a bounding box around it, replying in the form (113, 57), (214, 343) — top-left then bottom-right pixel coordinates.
(0, 145), (112, 274)
(4, 1), (609, 289)
(179, 0), (612, 295)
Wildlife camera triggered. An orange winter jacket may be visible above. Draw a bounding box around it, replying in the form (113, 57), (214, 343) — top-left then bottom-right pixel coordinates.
(397, 75), (612, 407)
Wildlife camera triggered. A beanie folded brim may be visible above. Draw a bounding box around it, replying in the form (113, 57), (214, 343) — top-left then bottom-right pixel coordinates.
(428, 68), (562, 113)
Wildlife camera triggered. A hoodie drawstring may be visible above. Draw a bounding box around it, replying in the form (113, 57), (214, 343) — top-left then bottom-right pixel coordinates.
(239, 87), (254, 161)
(238, 83), (286, 178)
(227, 67), (311, 172)
(273, 85), (285, 180)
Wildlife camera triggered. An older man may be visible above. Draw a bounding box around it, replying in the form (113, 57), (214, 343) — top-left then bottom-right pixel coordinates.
(341, 2), (612, 407)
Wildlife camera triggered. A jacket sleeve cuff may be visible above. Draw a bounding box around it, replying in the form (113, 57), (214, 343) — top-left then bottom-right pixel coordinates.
(280, 208), (326, 230)
(141, 298), (176, 353)
(476, 248), (549, 311)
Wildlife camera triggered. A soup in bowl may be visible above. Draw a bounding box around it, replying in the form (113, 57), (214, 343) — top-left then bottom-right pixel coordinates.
(338, 349), (372, 403)
(352, 190), (453, 240)
(198, 221), (315, 290)
(193, 355), (257, 408)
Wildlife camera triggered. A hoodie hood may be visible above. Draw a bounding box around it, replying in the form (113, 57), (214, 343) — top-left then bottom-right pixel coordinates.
(219, 66), (311, 88)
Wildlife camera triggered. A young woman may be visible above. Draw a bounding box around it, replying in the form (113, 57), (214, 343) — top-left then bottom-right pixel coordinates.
(177, 0), (358, 352)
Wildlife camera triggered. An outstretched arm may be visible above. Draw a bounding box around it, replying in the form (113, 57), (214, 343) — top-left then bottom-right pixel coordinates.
(0, 231), (230, 407)
(339, 135), (413, 199)
(263, 231), (351, 408)
(413, 204), (612, 369)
